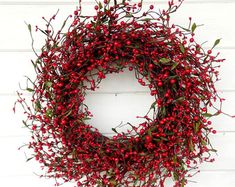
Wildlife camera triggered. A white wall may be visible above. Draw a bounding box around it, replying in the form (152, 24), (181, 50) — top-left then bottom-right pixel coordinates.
(1, 0), (235, 186)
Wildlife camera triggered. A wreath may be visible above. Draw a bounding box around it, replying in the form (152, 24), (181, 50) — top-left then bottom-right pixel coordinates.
(15, 0), (226, 186)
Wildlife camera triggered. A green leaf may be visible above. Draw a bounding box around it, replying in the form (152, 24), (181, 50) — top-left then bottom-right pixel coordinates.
(126, 45), (139, 49)
(27, 24), (32, 32)
(191, 23), (197, 33)
(139, 18), (153, 22)
(153, 60), (159, 66)
(202, 113), (213, 118)
(174, 96), (185, 103)
(194, 122), (200, 133)
(168, 75), (178, 79)
(26, 88), (34, 92)
(181, 179), (186, 187)
(153, 138), (161, 142)
(133, 175), (140, 185)
(166, 131), (174, 136)
(173, 172), (179, 181)
(26, 157), (34, 162)
(45, 81), (52, 88)
(161, 106), (166, 116)
(147, 129), (152, 138)
(179, 43), (185, 53)
(160, 58), (171, 64)
(112, 128), (118, 134)
(212, 38), (221, 49)
(173, 155), (177, 164)
(209, 148), (217, 152)
(31, 60), (36, 68)
(160, 137), (168, 141)
(201, 139), (207, 146)
(22, 120), (29, 128)
(147, 71), (152, 81)
(83, 117), (91, 120)
(85, 158), (93, 162)
(125, 13), (133, 18)
(46, 108), (53, 118)
(109, 179), (117, 185)
(98, 1), (103, 9)
(189, 138), (194, 152)
(171, 62), (179, 70)
(150, 101), (156, 109)
(35, 100), (41, 111)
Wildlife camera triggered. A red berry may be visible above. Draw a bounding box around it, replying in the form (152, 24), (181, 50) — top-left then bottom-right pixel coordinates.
(94, 5), (99, 10)
(148, 64), (153, 69)
(212, 130), (217, 134)
(157, 81), (163, 87)
(190, 38), (194, 43)
(126, 41), (131, 45)
(150, 5), (154, 9)
(145, 135), (151, 142)
(165, 93), (169, 97)
(140, 129), (145, 135)
(170, 79), (176, 84)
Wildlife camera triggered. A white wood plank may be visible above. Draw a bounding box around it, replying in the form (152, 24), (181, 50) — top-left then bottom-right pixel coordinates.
(169, 4), (234, 48)
(0, 52), (152, 94)
(215, 49), (235, 91)
(0, 133), (235, 181)
(0, 95), (30, 137)
(0, 5), (74, 51)
(198, 133), (235, 170)
(0, 52), (36, 94)
(0, 61), (235, 138)
(0, 172), (234, 187)
(209, 91), (235, 132)
(0, 3), (234, 50)
(0, 49), (234, 94)
(0, 136), (37, 177)
(189, 171), (235, 187)
(0, 174), (74, 187)
(1, 92), (235, 137)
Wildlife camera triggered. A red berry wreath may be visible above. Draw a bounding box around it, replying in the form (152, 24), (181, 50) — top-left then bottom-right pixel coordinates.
(15, 0), (226, 186)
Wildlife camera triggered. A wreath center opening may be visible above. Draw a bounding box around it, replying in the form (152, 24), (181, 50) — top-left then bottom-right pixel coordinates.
(84, 68), (156, 136)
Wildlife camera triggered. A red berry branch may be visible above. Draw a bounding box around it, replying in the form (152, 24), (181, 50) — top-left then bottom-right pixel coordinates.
(14, 0), (227, 186)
